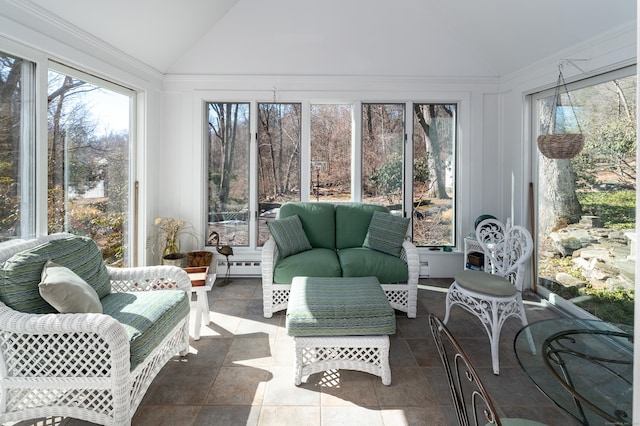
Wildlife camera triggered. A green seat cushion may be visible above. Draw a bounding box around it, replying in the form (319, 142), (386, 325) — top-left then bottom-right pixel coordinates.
(1, 235), (111, 314)
(286, 276), (396, 336)
(454, 269), (516, 297)
(279, 202), (336, 249)
(267, 214), (312, 258)
(273, 248), (342, 284)
(338, 247), (408, 283)
(335, 203), (389, 249)
(363, 211), (410, 257)
(101, 290), (190, 370)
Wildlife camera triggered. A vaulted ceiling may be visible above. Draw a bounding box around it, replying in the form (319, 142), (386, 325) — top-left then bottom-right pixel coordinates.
(21, 0), (639, 78)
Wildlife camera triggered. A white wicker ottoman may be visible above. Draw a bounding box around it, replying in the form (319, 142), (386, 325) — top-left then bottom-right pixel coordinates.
(286, 276), (396, 386)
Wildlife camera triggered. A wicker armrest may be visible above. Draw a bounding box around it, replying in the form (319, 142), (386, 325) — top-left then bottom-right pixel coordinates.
(261, 238), (279, 288)
(0, 301), (131, 383)
(401, 239), (420, 285)
(108, 265), (191, 292)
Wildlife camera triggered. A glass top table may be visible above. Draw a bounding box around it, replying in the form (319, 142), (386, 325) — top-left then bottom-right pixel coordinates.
(514, 318), (633, 426)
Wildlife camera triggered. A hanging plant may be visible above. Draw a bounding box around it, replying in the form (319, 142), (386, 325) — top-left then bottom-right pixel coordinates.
(537, 64), (584, 159)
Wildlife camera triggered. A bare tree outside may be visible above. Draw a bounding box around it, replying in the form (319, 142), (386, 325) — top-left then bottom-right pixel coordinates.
(362, 103), (405, 207)
(257, 103), (301, 245)
(47, 70), (131, 265)
(310, 104), (352, 201)
(0, 53), (31, 240)
(207, 103), (250, 246)
(413, 104), (456, 246)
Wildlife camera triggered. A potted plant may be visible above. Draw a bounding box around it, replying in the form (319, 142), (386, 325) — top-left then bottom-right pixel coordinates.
(149, 217), (199, 267)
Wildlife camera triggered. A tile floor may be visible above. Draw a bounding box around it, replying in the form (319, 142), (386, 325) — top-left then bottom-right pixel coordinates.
(12, 278), (579, 426)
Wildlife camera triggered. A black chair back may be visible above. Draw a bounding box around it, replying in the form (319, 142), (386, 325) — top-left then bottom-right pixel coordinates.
(429, 313), (502, 426)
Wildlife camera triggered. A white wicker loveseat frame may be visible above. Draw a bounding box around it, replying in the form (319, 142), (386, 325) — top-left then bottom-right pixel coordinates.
(0, 234), (191, 426)
(262, 235), (420, 318)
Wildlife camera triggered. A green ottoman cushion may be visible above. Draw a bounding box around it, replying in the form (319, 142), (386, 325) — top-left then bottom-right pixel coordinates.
(273, 248), (342, 284)
(286, 276), (396, 336)
(338, 247), (409, 283)
(279, 202), (336, 249)
(335, 203), (389, 249)
(101, 290), (190, 370)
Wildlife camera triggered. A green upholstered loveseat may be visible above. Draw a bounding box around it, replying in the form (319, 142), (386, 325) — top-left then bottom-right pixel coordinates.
(261, 202), (419, 318)
(0, 233), (191, 426)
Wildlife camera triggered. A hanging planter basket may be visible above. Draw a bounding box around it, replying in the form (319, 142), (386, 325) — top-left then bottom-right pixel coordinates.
(537, 65), (584, 160)
(537, 133), (584, 159)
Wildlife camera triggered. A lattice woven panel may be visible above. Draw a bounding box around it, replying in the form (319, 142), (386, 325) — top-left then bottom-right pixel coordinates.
(110, 278), (180, 292)
(6, 388), (113, 416)
(0, 331), (111, 377)
(384, 289), (408, 307)
(301, 346), (383, 367)
(272, 289), (290, 307)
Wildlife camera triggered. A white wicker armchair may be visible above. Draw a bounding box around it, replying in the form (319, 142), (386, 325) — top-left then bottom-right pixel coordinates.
(0, 234), (191, 426)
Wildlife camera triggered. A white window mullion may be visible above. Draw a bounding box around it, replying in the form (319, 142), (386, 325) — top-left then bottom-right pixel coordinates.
(404, 102), (414, 219)
(249, 101), (258, 249)
(35, 59), (49, 236)
(300, 101), (311, 201)
(352, 101), (362, 201)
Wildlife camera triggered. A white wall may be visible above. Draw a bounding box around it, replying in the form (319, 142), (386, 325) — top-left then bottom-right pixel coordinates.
(159, 75), (500, 276)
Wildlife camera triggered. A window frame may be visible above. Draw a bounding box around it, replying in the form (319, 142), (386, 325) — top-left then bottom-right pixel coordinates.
(46, 61), (137, 266)
(529, 64), (637, 317)
(203, 97), (465, 252)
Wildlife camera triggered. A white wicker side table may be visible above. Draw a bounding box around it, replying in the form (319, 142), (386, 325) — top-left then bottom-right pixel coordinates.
(286, 276), (396, 386)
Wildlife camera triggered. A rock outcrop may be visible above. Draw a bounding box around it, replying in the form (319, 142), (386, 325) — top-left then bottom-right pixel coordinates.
(544, 216), (635, 292)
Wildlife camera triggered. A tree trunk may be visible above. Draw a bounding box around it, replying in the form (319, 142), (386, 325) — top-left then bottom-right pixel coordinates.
(537, 97), (583, 235)
(414, 104), (450, 199)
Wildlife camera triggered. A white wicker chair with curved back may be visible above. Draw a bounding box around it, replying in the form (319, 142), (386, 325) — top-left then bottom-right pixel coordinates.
(429, 314), (546, 426)
(0, 234), (191, 426)
(444, 218), (536, 375)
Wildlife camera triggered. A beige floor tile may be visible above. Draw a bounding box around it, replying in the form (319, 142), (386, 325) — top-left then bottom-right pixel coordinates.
(380, 407), (450, 426)
(132, 405), (200, 426)
(224, 334), (274, 367)
(321, 406), (384, 426)
(373, 366), (439, 408)
(318, 370), (379, 407)
(262, 366), (321, 406)
(194, 405), (261, 426)
(206, 366), (271, 406)
(258, 406), (321, 426)
(141, 363), (218, 406)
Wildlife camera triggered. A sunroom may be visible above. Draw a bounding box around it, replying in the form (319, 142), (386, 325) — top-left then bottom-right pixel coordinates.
(0, 0), (637, 425)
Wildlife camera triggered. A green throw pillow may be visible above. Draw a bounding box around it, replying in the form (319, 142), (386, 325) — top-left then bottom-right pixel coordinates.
(267, 215), (312, 258)
(39, 260), (103, 313)
(363, 211), (410, 257)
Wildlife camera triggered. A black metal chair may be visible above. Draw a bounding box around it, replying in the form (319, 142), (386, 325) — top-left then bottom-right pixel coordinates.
(428, 314), (546, 426)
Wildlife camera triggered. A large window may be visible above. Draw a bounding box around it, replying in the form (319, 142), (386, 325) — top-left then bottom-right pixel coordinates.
(534, 68), (636, 325)
(257, 103), (302, 246)
(310, 104), (352, 202)
(0, 52), (36, 240)
(206, 100), (459, 250)
(206, 103), (251, 247)
(362, 103), (405, 211)
(47, 66), (133, 266)
(412, 104), (456, 246)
